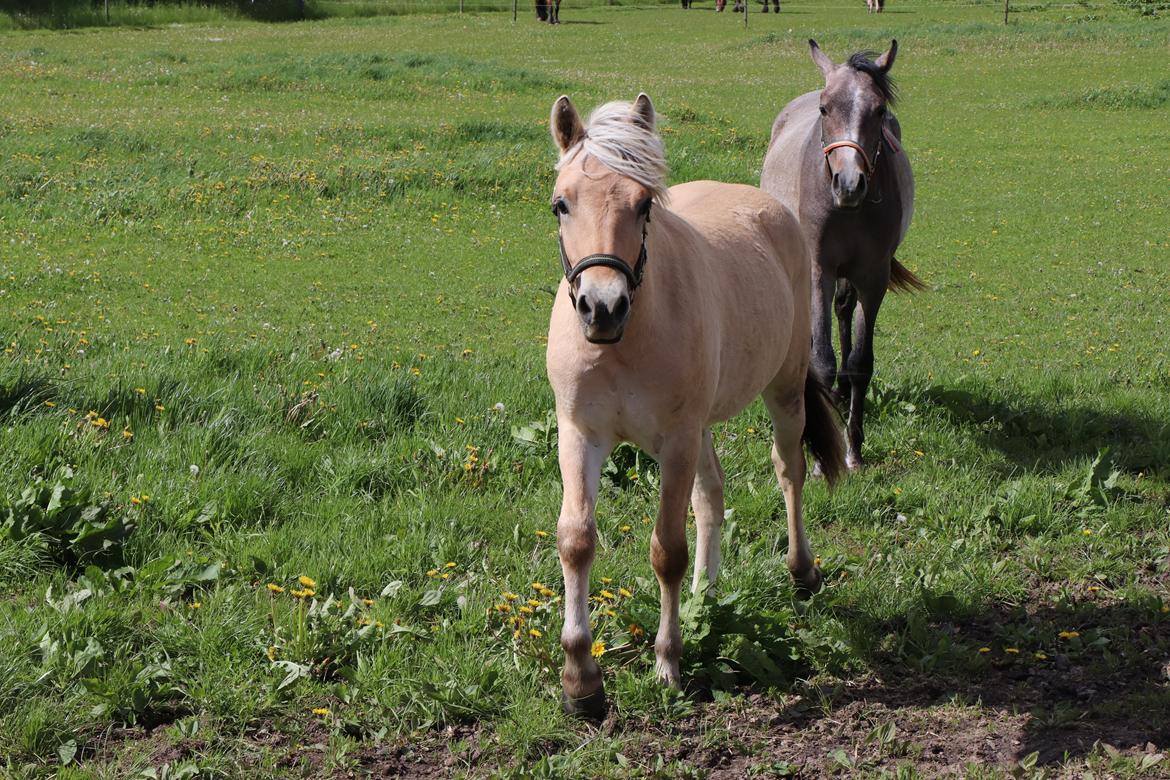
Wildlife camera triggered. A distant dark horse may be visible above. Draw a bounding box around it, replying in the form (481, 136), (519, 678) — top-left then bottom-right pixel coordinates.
(535, 0), (560, 23)
(761, 40), (923, 472)
(866, 0), (886, 11)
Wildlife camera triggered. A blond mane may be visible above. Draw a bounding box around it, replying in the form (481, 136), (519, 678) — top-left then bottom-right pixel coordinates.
(556, 100), (670, 203)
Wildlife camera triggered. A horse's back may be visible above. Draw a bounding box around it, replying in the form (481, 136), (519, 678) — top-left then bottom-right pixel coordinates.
(761, 91), (821, 216)
(667, 180), (807, 284)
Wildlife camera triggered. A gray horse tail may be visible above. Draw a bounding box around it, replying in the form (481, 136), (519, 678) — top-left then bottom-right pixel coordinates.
(888, 257), (927, 292)
(803, 369), (846, 485)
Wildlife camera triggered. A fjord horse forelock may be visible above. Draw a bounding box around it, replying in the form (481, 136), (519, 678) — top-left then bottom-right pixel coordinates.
(761, 40), (923, 474)
(546, 94), (844, 718)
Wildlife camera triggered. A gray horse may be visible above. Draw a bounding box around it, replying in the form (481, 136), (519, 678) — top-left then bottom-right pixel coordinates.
(762, 40), (923, 472)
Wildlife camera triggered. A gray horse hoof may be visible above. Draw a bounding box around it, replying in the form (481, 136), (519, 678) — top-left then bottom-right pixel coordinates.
(562, 687), (607, 720)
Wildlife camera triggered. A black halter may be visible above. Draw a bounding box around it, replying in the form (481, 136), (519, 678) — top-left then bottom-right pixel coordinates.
(557, 203), (651, 305)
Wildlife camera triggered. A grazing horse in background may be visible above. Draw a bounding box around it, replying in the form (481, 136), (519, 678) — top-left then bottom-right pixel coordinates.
(535, 0), (559, 23)
(866, 0), (885, 12)
(546, 94), (844, 717)
(761, 40), (922, 474)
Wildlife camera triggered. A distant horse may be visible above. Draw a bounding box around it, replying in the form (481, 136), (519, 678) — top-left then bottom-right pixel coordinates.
(535, 0), (559, 23)
(761, 40), (922, 473)
(866, 0), (885, 11)
(546, 94), (844, 717)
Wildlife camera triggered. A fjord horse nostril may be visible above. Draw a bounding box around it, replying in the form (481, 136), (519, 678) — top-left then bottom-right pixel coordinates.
(576, 295), (592, 319)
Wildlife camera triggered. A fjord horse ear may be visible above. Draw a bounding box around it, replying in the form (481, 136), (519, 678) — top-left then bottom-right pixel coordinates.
(632, 92), (657, 131)
(551, 95), (585, 154)
(875, 39), (897, 72)
(809, 39), (834, 79)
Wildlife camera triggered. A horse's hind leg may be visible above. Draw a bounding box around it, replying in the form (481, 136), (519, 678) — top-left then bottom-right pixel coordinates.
(763, 387), (821, 595)
(651, 431), (700, 688)
(690, 428), (724, 595)
(833, 279), (858, 401)
(555, 421), (612, 717)
(842, 285), (885, 471)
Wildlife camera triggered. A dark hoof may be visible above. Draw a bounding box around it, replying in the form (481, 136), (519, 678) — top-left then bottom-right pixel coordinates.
(793, 566), (824, 600)
(561, 687), (607, 720)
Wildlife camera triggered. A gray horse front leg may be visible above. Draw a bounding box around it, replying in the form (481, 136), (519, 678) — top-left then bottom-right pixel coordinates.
(842, 288), (884, 471)
(833, 279), (857, 402)
(810, 267), (837, 478)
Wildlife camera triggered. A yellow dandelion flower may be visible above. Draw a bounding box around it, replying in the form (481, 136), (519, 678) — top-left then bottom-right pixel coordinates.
(455, 417), (465, 425)
(1087, 585), (1100, 593)
(590, 641), (606, 658)
(1058, 630), (1080, 639)
(527, 599), (541, 607)
(528, 628), (542, 638)
(92, 417), (110, 429)
(154, 402), (165, 412)
(531, 582), (545, 591)
(134, 388), (146, 395)
(440, 573), (450, 580)
(535, 530), (549, 538)
(604, 609), (616, 617)
(362, 598), (374, 606)
(298, 575), (316, 588)
(445, 562), (456, 568)
(519, 606), (534, 615)
(502, 591), (518, 601)
(1082, 529), (1092, 536)
(189, 602), (201, 609)
(266, 646), (277, 661)
(140, 495), (150, 502)
(600, 577), (612, 585)
(311, 707), (330, 716)
(410, 367), (421, 376)
(539, 587), (555, 598)
(513, 629), (521, 639)
(130, 496), (141, 505)
(1005, 647), (1019, 654)
(629, 624), (644, 638)
(618, 587), (632, 598)
(426, 569), (439, 577)
(44, 400), (56, 408)
(619, 525), (632, 533)
(978, 647), (991, 654)
(266, 583), (284, 594)
(121, 429), (134, 440)
(599, 590), (615, 600)
(1034, 652), (1048, 660)
(494, 603), (511, 613)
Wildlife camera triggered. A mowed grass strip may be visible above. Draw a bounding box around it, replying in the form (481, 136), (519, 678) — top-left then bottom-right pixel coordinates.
(1, 2), (1169, 777)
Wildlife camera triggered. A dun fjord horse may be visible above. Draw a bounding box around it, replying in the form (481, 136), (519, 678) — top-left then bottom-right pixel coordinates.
(761, 40), (923, 473)
(546, 94), (844, 716)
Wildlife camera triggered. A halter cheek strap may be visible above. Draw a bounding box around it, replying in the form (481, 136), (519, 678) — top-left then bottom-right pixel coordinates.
(557, 204), (651, 305)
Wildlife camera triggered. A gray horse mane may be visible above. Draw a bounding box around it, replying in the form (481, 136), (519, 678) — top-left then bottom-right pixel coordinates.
(846, 52), (897, 105)
(557, 100), (670, 203)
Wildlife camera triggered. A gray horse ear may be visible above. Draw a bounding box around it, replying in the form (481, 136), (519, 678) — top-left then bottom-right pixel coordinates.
(551, 95), (584, 154)
(632, 93), (656, 131)
(809, 39), (834, 79)
(875, 39), (897, 72)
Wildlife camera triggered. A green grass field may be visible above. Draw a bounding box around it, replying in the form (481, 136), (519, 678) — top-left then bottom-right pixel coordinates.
(2, 1), (1169, 777)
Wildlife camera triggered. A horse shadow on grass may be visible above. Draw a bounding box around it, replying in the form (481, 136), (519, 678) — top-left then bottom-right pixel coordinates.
(653, 597), (1170, 774)
(811, 597), (1170, 769)
(871, 380), (1170, 476)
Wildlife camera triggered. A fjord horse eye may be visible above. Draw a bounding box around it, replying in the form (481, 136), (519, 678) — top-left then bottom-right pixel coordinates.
(819, 104), (828, 116)
(637, 198), (652, 219)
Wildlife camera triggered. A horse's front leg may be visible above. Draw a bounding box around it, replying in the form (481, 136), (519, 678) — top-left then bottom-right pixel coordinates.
(842, 284), (885, 471)
(556, 420), (612, 718)
(833, 278), (857, 401)
(652, 430), (700, 687)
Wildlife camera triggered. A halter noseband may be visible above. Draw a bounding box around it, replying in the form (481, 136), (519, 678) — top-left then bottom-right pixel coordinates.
(557, 202), (651, 305)
(822, 139), (877, 176)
